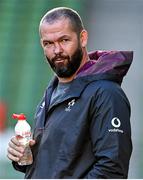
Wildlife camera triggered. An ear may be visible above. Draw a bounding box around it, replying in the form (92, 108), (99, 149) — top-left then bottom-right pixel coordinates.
(80, 30), (88, 48)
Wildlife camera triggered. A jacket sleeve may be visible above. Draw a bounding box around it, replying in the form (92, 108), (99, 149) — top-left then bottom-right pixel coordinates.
(12, 161), (27, 173)
(85, 81), (132, 179)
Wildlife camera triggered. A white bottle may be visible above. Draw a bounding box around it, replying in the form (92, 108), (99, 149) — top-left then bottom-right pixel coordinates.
(12, 113), (33, 165)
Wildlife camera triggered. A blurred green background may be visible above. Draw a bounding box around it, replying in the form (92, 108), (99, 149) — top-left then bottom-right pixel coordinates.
(0, 0), (88, 128)
(0, 0), (142, 178)
(0, 0), (89, 178)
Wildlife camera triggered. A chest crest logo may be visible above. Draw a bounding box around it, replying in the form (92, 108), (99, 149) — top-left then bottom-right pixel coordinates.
(65, 99), (75, 112)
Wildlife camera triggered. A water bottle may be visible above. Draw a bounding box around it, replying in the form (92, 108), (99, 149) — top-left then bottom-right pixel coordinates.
(12, 113), (33, 165)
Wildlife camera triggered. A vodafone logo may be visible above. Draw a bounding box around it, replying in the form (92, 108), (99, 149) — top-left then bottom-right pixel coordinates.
(109, 117), (123, 133)
(111, 117), (121, 128)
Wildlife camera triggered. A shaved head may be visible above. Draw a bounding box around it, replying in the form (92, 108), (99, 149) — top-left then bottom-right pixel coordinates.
(39, 7), (84, 36)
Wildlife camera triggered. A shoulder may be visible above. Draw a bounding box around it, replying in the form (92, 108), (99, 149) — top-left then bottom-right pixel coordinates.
(85, 80), (130, 105)
(86, 80), (123, 96)
(92, 80), (120, 89)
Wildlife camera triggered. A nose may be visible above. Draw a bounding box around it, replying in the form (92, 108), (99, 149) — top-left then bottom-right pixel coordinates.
(53, 42), (63, 55)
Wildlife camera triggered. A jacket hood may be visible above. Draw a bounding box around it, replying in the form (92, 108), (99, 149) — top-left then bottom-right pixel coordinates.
(76, 50), (133, 84)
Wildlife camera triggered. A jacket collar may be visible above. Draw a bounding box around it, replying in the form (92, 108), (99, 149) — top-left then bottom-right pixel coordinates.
(46, 73), (115, 113)
(45, 50), (133, 112)
(76, 50), (133, 84)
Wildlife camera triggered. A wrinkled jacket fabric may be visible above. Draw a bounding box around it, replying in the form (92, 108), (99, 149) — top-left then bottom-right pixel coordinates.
(13, 50), (133, 178)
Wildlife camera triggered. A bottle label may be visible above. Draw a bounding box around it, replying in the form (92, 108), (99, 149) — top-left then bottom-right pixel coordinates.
(15, 131), (31, 137)
(16, 131), (31, 146)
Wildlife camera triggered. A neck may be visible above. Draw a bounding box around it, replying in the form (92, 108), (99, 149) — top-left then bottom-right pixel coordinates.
(58, 49), (89, 83)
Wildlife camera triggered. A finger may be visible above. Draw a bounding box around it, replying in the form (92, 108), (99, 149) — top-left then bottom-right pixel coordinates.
(7, 153), (20, 162)
(11, 136), (20, 146)
(29, 139), (36, 146)
(8, 141), (24, 153)
(7, 146), (24, 158)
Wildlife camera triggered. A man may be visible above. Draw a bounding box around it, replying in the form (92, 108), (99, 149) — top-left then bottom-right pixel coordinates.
(7, 7), (133, 178)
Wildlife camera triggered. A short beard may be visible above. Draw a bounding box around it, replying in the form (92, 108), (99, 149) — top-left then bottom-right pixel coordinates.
(46, 46), (83, 78)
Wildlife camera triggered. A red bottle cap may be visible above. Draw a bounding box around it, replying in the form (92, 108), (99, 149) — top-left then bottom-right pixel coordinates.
(12, 113), (26, 120)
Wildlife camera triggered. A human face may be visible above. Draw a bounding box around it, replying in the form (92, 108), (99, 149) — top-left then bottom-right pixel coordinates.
(40, 18), (83, 78)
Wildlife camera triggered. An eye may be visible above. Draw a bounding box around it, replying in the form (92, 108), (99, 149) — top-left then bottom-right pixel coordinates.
(61, 39), (69, 43)
(43, 41), (54, 47)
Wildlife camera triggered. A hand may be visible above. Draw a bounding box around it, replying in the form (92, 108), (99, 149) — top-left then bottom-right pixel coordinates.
(7, 136), (36, 162)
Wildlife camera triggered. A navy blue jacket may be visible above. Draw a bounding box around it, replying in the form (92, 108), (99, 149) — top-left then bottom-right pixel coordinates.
(13, 50), (133, 178)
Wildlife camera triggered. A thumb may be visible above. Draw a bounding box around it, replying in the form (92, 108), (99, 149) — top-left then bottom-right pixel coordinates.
(29, 139), (36, 146)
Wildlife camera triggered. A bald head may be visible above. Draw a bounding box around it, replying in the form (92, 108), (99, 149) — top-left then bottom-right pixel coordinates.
(39, 7), (84, 36)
